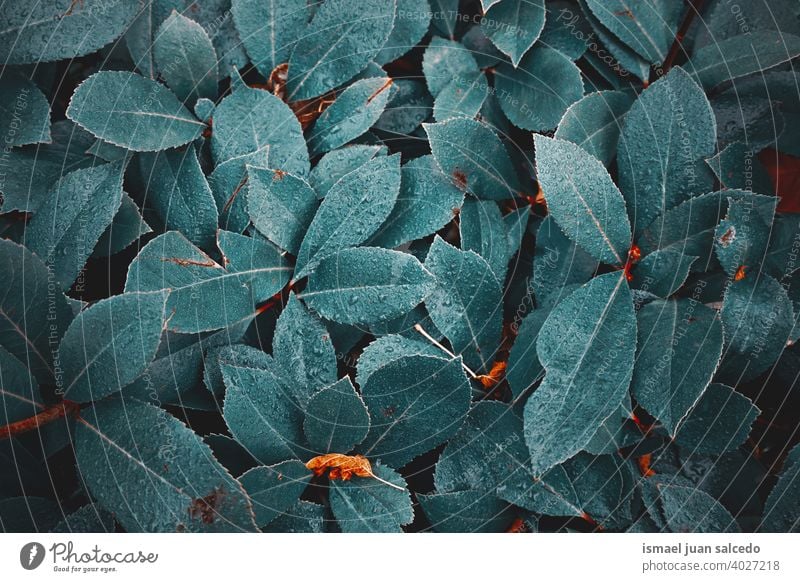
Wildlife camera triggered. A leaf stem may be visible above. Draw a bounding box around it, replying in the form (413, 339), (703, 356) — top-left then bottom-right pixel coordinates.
(0, 400), (81, 440)
(412, 324), (479, 379)
(659, 0), (707, 77)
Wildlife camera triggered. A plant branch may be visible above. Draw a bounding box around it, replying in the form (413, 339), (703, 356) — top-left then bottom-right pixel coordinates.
(0, 400), (81, 440)
(659, 0), (707, 77)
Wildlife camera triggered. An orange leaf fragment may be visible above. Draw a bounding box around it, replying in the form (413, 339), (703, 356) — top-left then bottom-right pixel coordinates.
(305, 453), (404, 490)
(637, 454), (656, 478)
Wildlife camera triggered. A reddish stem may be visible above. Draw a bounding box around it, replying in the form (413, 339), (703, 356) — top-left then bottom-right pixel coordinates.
(659, 0), (707, 77)
(0, 400), (81, 440)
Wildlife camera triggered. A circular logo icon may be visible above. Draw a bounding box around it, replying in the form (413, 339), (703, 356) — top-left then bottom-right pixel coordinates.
(20, 542), (45, 570)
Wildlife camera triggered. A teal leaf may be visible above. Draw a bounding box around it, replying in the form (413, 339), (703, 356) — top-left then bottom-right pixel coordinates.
(642, 477), (740, 532)
(208, 145), (271, 233)
(495, 46), (584, 131)
(60, 291), (167, 403)
(239, 460), (312, 528)
(629, 249), (697, 297)
(272, 293), (337, 405)
(425, 118), (522, 200)
(0, 346), (41, 425)
(0, 0), (139, 64)
(374, 80), (432, 135)
(66, 71), (205, 152)
(138, 148), (219, 250)
(429, 0), (459, 38)
(153, 11), (219, 104)
(231, 0), (308, 77)
(50, 504), (115, 533)
(217, 230), (292, 299)
(356, 334), (439, 387)
(371, 155), (464, 249)
(761, 443), (800, 532)
(309, 77), (393, 155)
(358, 354), (471, 467)
(375, 0), (432, 65)
(506, 307), (549, 399)
(94, 193), (152, 257)
(718, 275), (794, 383)
(247, 167), (318, 255)
(24, 161), (124, 290)
(424, 236), (503, 372)
(303, 247), (435, 325)
(263, 500), (325, 532)
(222, 363), (305, 464)
(688, 32), (800, 90)
(617, 67), (716, 235)
(554, 90), (634, 166)
(0, 497), (59, 532)
(534, 135), (631, 265)
(0, 75), (50, 146)
(0, 239), (74, 383)
(304, 377), (370, 454)
(295, 154), (401, 277)
(524, 272), (636, 476)
(309, 145), (386, 199)
(503, 205), (530, 260)
(125, 231), (290, 333)
(631, 299), (723, 436)
(707, 142), (773, 195)
(531, 215), (598, 303)
(483, 0), (545, 66)
(76, 398), (257, 532)
(583, 0), (681, 65)
(203, 344), (271, 399)
(329, 463), (412, 532)
(459, 199), (509, 281)
(422, 37), (480, 97)
(211, 87), (308, 175)
(433, 71), (488, 122)
(418, 490), (513, 532)
(675, 384), (759, 455)
(539, 2), (589, 60)
(287, 0), (395, 100)
(714, 195), (778, 277)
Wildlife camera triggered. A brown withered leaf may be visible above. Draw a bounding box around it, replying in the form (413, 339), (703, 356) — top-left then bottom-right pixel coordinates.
(305, 454), (404, 490)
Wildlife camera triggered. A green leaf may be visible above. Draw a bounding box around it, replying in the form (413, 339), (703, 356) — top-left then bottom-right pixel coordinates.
(247, 167), (318, 255)
(707, 142), (773, 195)
(358, 354), (471, 467)
(309, 77), (393, 155)
(584, 0), (681, 65)
(0, 0), (139, 64)
(303, 247), (435, 325)
(66, 71), (205, 152)
(309, 146), (386, 199)
(429, 0), (459, 37)
(714, 195), (778, 277)
(329, 463), (412, 532)
(761, 443), (800, 532)
(418, 490), (513, 532)
(0, 239), (73, 383)
(629, 249), (697, 297)
(153, 11), (218, 104)
(460, 198), (509, 281)
(138, 148), (219, 250)
(617, 67), (716, 235)
(375, 0), (432, 64)
(374, 80), (432, 135)
(24, 161), (125, 290)
(295, 154), (401, 277)
(433, 71), (488, 122)
(356, 334), (440, 387)
(272, 294), (337, 406)
(524, 272), (636, 476)
(125, 231), (291, 333)
(94, 193), (152, 258)
(60, 291), (167, 403)
(688, 32), (800, 89)
(304, 377), (370, 454)
(0, 345), (41, 425)
(208, 145), (271, 233)
(718, 274), (794, 383)
(263, 500), (325, 532)
(631, 299), (723, 436)
(534, 135), (631, 265)
(425, 118), (522, 200)
(222, 364), (306, 465)
(217, 230), (293, 300)
(0, 75), (51, 147)
(506, 307), (549, 399)
(555, 90), (634, 166)
(675, 384), (759, 455)
(287, 0), (395, 100)
(495, 46), (584, 131)
(422, 37), (480, 97)
(483, 0), (545, 66)
(239, 460), (312, 528)
(642, 477), (740, 532)
(424, 236), (503, 372)
(203, 344), (271, 399)
(76, 398), (257, 532)
(211, 87), (308, 175)
(370, 155), (464, 249)
(231, 0), (308, 77)
(531, 215), (598, 303)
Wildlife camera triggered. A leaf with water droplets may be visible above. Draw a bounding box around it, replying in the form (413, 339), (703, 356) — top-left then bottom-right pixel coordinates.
(304, 377), (370, 454)
(238, 460), (312, 528)
(482, 0), (545, 66)
(329, 463), (412, 532)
